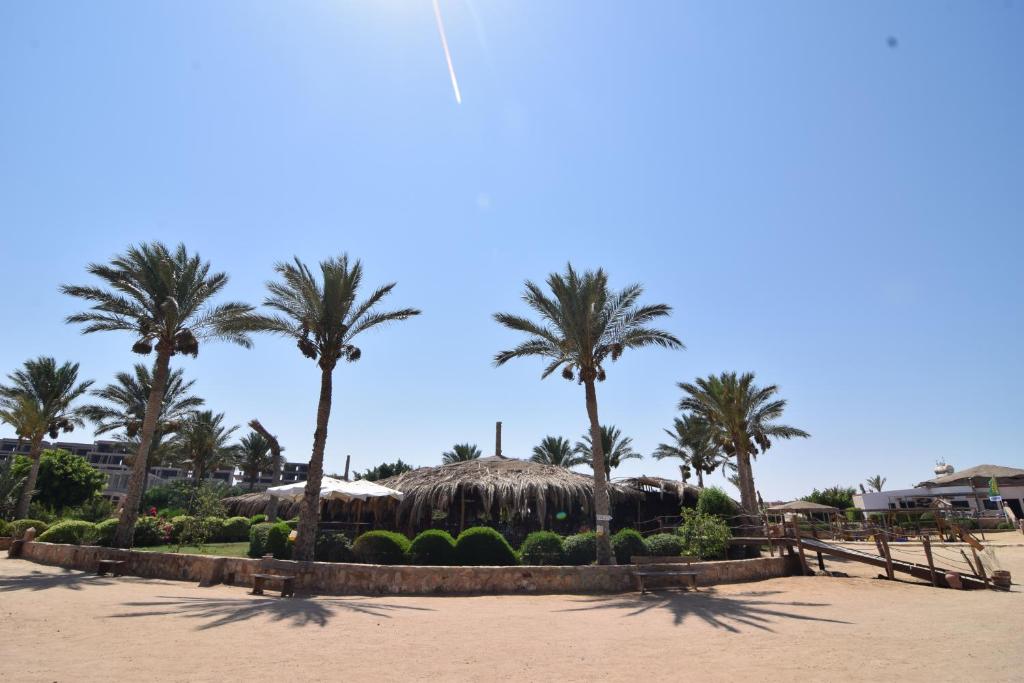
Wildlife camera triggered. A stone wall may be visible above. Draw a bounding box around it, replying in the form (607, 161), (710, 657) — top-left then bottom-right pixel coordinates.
(17, 541), (798, 595)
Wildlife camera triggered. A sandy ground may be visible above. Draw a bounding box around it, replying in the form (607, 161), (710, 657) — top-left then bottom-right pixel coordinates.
(1, 543), (1023, 683)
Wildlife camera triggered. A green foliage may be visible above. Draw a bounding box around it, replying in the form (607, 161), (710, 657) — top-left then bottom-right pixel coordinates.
(520, 531), (565, 565)
(64, 497), (116, 523)
(10, 519), (49, 539)
(169, 515), (195, 542)
(0, 519), (9, 536)
(352, 530), (411, 565)
(644, 533), (684, 557)
(248, 522), (276, 557)
(10, 450), (106, 512)
(26, 502), (61, 523)
(315, 531), (354, 562)
(143, 480), (234, 512)
(844, 507), (864, 522)
(442, 443), (482, 464)
(408, 529), (457, 565)
(996, 522), (1014, 530)
(454, 526), (518, 566)
(284, 518), (300, 530)
(802, 486), (856, 510)
(919, 512), (935, 523)
(37, 520), (97, 545)
(357, 459), (413, 482)
(563, 532), (597, 565)
(249, 514), (268, 525)
(676, 510), (731, 560)
(133, 516), (170, 546)
(266, 522), (292, 559)
(221, 516), (251, 542)
(695, 487), (737, 518)
(611, 528), (647, 564)
(0, 459), (26, 520)
(950, 517), (977, 530)
(94, 518), (118, 546)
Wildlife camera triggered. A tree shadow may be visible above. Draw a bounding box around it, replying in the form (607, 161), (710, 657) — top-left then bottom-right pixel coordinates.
(559, 588), (850, 633)
(106, 594), (434, 630)
(0, 567), (116, 592)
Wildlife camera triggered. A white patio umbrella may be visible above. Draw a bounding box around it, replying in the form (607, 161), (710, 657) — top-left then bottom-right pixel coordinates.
(267, 476), (403, 503)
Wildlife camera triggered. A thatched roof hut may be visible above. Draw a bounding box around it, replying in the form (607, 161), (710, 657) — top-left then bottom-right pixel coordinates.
(617, 476), (700, 507)
(223, 492), (301, 519)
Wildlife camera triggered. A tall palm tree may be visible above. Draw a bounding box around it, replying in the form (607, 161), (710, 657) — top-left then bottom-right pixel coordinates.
(80, 363), (204, 508)
(494, 264), (682, 564)
(236, 432), (273, 491)
(61, 242), (254, 547)
(574, 424), (642, 476)
(235, 255), (420, 561)
(678, 372), (809, 521)
(442, 443), (482, 464)
(248, 419), (285, 520)
(865, 475), (887, 493)
(530, 436), (584, 468)
(652, 414), (726, 488)
(171, 410), (239, 484)
(0, 357), (93, 518)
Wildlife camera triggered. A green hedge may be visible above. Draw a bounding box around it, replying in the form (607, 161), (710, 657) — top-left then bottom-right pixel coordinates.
(519, 531), (564, 565)
(695, 487), (737, 518)
(248, 522), (276, 557)
(676, 510), (731, 560)
(95, 518), (118, 546)
(0, 519), (10, 537)
(169, 515), (194, 543)
(315, 531), (354, 562)
(221, 516), (251, 542)
(266, 522), (292, 559)
(408, 530), (457, 565)
(611, 528), (647, 564)
(563, 532), (596, 565)
(249, 514), (268, 525)
(645, 533), (683, 557)
(844, 507), (864, 522)
(352, 530), (410, 564)
(455, 526), (518, 566)
(133, 517), (169, 546)
(37, 520), (97, 545)
(9, 519), (50, 539)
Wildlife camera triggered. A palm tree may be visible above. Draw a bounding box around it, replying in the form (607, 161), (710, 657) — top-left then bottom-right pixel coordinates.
(442, 443), (482, 464)
(865, 475), (887, 493)
(652, 414), (726, 488)
(80, 363), (204, 508)
(530, 436), (585, 468)
(61, 242), (254, 547)
(236, 432), (273, 491)
(0, 458), (27, 520)
(0, 357), (93, 518)
(678, 372), (809, 521)
(494, 264), (682, 564)
(248, 419), (285, 520)
(574, 425), (642, 476)
(235, 255), (420, 561)
(171, 410), (239, 484)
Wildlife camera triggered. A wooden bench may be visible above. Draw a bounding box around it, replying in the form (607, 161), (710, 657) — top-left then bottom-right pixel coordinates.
(96, 559), (127, 577)
(251, 573), (296, 597)
(633, 556), (700, 594)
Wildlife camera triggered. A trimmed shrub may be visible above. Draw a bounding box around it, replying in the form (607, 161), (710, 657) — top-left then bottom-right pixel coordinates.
(352, 530), (411, 565)
(563, 532), (597, 565)
(844, 507), (864, 522)
(248, 522), (276, 557)
(519, 531), (565, 565)
(455, 526), (518, 566)
(10, 519), (50, 539)
(645, 533), (683, 557)
(202, 516), (226, 541)
(315, 531), (354, 562)
(266, 522), (293, 559)
(95, 518), (118, 546)
(611, 528), (648, 564)
(169, 515), (195, 543)
(133, 516), (169, 546)
(0, 519), (10, 536)
(38, 520), (97, 545)
(408, 529), (457, 566)
(695, 487), (737, 519)
(249, 514), (268, 525)
(676, 510), (731, 560)
(221, 516), (251, 542)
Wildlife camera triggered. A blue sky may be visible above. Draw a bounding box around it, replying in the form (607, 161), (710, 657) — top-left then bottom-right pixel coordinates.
(1, 1), (1021, 499)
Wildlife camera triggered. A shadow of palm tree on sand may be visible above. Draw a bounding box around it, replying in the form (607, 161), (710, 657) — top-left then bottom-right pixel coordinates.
(0, 567), (117, 592)
(559, 588), (850, 633)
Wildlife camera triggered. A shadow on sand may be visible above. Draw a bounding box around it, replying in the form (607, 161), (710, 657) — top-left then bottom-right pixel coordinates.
(0, 567), (117, 592)
(559, 588), (850, 633)
(106, 594), (434, 630)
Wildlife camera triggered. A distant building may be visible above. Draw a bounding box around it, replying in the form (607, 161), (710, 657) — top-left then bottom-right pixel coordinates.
(853, 463), (1024, 519)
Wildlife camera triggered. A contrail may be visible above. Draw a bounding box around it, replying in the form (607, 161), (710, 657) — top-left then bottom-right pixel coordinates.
(432, 0), (462, 104)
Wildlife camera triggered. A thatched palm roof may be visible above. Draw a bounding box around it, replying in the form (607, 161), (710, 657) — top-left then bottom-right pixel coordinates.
(616, 476), (700, 506)
(223, 492), (300, 518)
(379, 455), (640, 526)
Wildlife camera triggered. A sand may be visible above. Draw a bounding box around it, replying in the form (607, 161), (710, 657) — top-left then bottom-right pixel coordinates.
(2, 543), (1023, 682)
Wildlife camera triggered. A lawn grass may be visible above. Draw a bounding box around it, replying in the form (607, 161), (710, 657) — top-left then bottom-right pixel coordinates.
(136, 541), (250, 557)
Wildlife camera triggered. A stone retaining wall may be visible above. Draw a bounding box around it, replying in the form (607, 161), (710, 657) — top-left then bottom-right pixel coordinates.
(16, 541), (798, 595)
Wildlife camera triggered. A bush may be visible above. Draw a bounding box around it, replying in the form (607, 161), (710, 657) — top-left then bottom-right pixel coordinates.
(677, 510), (731, 560)
(169, 515), (195, 543)
(951, 517), (977, 530)
(353, 530), (410, 564)
(645, 533), (683, 557)
(248, 522), (276, 557)
(133, 516), (170, 546)
(563, 532), (597, 565)
(996, 522), (1014, 530)
(38, 520), (98, 545)
(10, 449), (106, 512)
(519, 531), (565, 565)
(695, 487), (737, 519)
(313, 531), (354, 562)
(611, 528), (647, 564)
(266, 522), (293, 559)
(9, 519), (49, 539)
(221, 516), (251, 542)
(95, 518), (118, 546)
(455, 526), (518, 566)
(249, 514), (268, 525)
(844, 507), (864, 522)
(408, 529), (457, 565)
(0, 519), (10, 536)
(65, 497), (116, 523)
(202, 516), (226, 542)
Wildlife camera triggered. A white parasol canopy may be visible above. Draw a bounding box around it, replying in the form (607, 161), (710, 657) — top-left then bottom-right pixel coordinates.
(267, 476), (404, 503)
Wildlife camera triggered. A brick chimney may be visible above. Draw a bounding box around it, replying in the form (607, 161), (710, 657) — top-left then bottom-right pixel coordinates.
(495, 421), (503, 458)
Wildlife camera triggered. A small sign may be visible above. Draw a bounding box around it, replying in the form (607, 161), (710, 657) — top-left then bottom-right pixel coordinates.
(596, 514), (612, 521)
(989, 495), (1003, 503)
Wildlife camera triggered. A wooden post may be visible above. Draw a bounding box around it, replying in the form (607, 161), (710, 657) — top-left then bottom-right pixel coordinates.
(873, 526), (885, 558)
(459, 488), (466, 532)
(880, 536), (895, 580)
(495, 421), (502, 458)
(792, 521), (809, 576)
(971, 547), (990, 588)
(817, 551), (825, 571)
(960, 549), (977, 576)
(922, 536), (938, 587)
(343, 455), (351, 481)
(763, 511), (774, 557)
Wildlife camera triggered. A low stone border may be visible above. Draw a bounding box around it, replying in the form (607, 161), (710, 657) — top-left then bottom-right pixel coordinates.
(14, 541), (799, 595)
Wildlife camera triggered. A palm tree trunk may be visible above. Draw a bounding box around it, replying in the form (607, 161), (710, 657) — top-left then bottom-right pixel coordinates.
(734, 448), (760, 533)
(267, 452), (282, 521)
(294, 366), (333, 561)
(697, 468), (704, 488)
(113, 349), (171, 548)
(583, 379), (614, 565)
(14, 433), (45, 519)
